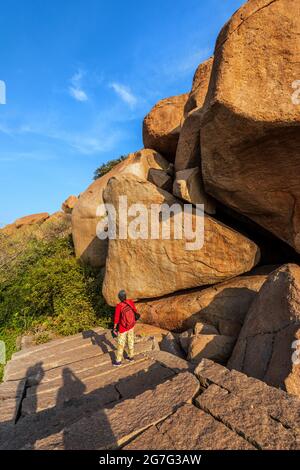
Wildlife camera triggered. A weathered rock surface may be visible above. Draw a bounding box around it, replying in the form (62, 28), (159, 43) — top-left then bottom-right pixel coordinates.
(3, 329), (300, 450)
(188, 334), (235, 364)
(175, 57), (213, 172)
(137, 273), (267, 332)
(194, 321), (219, 336)
(201, 0), (300, 252)
(125, 403), (254, 450)
(195, 359), (300, 450)
(228, 264), (300, 397)
(71, 149), (170, 267)
(143, 94), (188, 161)
(184, 57), (213, 117)
(61, 195), (78, 214)
(31, 372), (199, 450)
(173, 167), (216, 214)
(148, 168), (173, 192)
(15, 213), (50, 228)
(160, 333), (184, 359)
(102, 174), (260, 305)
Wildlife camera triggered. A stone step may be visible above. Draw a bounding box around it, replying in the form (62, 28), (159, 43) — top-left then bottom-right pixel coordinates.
(21, 353), (174, 415)
(12, 327), (106, 360)
(194, 359), (300, 450)
(124, 403), (255, 450)
(5, 330), (156, 382)
(0, 379), (26, 400)
(0, 352), (180, 450)
(25, 338), (155, 387)
(5, 329), (116, 380)
(31, 371), (200, 450)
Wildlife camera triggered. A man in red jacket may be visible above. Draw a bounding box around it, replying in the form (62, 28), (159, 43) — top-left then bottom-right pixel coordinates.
(113, 290), (137, 366)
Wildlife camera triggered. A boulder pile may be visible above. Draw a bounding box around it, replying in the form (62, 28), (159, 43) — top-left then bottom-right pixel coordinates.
(69, 0), (300, 399)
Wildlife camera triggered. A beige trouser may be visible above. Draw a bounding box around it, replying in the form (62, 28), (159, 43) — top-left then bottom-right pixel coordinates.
(116, 328), (135, 362)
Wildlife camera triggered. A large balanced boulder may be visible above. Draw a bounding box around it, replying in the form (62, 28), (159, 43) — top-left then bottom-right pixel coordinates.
(175, 58), (213, 172)
(137, 273), (268, 332)
(102, 174), (260, 305)
(143, 94), (188, 161)
(228, 264), (300, 397)
(184, 57), (213, 118)
(201, 0), (300, 252)
(173, 167), (216, 214)
(72, 149), (170, 267)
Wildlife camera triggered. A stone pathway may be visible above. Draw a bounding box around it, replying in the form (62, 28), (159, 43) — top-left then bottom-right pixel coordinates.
(1, 328), (300, 450)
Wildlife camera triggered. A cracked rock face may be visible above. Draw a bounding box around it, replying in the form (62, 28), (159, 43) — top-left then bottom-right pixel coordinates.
(71, 149), (170, 268)
(201, 0), (300, 252)
(228, 264), (300, 397)
(102, 174), (260, 305)
(143, 94), (188, 162)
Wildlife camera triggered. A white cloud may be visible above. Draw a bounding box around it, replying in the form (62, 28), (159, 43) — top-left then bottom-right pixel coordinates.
(69, 87), (88, 102)
(69, 70), (88, 102)
(110, 82), (137, 108)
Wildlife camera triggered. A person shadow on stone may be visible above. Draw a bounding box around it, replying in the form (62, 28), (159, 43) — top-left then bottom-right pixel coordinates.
(56, 368), (86, 408)
(15, 361), (45, 422)
(82, 330), (115, 354)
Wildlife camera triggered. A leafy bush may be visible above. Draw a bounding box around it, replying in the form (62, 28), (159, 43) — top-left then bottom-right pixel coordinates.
(93, 155), (127, 180)
(0, 234), (114, 380)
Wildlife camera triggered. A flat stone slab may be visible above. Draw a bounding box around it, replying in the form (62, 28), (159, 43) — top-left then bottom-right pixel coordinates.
(0, 379), (26, 400)
(25, 339), (155, 387)
(125, 404), (255, 450)
(5, 333), (155, 382)
(22, 354), (173, 415)
(32, 372), (199, 449)
(12, 328), (106, 360)
(195, 359), (300, 450)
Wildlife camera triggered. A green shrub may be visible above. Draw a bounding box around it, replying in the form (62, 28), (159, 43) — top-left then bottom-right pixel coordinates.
(0, 235), (114, 381)
(93, 155), (127, 180)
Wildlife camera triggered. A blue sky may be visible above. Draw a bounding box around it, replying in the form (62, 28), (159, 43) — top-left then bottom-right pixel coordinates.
(0, 0), (244, 226)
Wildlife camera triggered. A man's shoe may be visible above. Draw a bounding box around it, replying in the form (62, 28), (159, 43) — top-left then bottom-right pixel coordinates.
(127, 357), (134, 362)
(113, 361), (122, 367)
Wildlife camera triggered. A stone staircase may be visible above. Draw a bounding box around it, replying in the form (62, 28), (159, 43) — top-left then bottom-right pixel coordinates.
(1, 327), (300, 450)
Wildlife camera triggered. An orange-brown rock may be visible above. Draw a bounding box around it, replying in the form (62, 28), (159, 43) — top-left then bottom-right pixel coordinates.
(201, 0), (300, 252)
(143, 94), (188, 161)
(173, 167), (216, 214)
(62, 195), (78, 214)
(184, 57), (213, 117)
(137, 273), (267, 332)
(188, 334), (235, 365)
(102, 174), (260, 305)
(228, 264), (300, 397)
(72, 149), (170, 267)
(15, 213), (49, 228)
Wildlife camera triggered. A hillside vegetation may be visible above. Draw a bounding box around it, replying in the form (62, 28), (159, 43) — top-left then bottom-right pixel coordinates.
(0, 215), (113, 381)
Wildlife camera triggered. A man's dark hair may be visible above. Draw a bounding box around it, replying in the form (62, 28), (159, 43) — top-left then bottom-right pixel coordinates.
(118, 290), (127, 302)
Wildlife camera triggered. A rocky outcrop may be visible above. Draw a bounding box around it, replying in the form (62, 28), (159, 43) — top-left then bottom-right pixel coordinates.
(3, 329), (300, 450)
(201, 0), (300, 252)
(173, 167), (216, 214)
(71, 149), (170, 267)
(102, 174), (260, 305)
(143, 94), (188, 161)
(228, 264), (300, 397)
(188, 334), (235, 364)
(15, 213), (50, 228)
(127, 359), (300, 450)
(184, 57), (213, 117)
(137, 273), (267, 332)
(175, 57), (213, 172)
(61, 195), (78, 214)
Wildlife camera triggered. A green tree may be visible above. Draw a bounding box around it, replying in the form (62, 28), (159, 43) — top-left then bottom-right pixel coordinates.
(93, 155), (127, 180)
